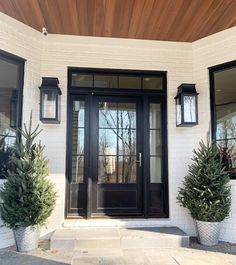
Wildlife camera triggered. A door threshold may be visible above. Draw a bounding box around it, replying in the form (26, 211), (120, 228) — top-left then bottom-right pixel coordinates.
(63, 218), (171, 228)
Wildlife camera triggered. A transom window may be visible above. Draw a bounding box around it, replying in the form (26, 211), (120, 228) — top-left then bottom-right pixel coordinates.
(71, 72), (164, 90)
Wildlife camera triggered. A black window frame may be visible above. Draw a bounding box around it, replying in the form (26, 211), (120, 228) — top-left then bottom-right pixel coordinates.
(209, 60), (236, 179)
(0, 50), (25, 179)
(69, 67), (167, 93)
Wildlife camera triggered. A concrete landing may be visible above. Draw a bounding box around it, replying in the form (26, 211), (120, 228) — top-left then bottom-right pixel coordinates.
(50, 227), (189, 251)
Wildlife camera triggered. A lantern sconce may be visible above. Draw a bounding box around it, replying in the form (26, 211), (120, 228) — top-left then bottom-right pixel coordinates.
(39, 77), (61, 124)
(174, 83), (199, 127)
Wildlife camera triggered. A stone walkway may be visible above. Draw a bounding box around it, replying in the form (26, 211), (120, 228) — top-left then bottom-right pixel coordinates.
(1, 239), (236, 265)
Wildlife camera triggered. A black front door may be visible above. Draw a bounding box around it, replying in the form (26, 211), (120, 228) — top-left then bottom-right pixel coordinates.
(66, 93), (168, 218)
(91, 96), (143, 216)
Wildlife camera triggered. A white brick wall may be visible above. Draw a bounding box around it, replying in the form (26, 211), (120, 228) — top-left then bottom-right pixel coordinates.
(0, 12), (236, 248)
(192, 27), (236, 242)
(0, 13), (42, 249)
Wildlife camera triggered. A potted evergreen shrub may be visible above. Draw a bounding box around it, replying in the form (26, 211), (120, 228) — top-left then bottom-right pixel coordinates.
(0, 118), (57, 252)
(177, 140), (231, 246)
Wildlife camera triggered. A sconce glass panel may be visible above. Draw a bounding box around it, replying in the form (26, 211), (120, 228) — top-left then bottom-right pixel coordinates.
(183, 95), (196, 123)
(42, 90), (57, 119)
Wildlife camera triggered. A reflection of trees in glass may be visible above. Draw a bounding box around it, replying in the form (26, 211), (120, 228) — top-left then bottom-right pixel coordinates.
(217, 114), (236, 173)
(99, 103), (136, 183)
(72, 108), (84, 183)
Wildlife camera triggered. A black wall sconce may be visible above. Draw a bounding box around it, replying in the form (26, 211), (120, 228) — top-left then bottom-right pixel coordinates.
(39, 77), (61, 124)
(175, 83), (199, 127)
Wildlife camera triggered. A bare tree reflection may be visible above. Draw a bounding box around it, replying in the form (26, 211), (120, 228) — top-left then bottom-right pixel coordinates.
(99, 103), (136, 183)
(216, 107), (236, 174)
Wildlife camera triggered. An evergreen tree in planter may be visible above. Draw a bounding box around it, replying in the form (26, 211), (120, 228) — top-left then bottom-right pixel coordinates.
(177, 140), (231, 246)
(0, 118), (57, 252)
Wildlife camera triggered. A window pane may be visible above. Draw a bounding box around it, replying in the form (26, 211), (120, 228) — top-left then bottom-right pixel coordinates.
(71, 73), (93, 87)
(216, 104), (236, 140)
(150, 104), (161, 129)
(99, 129), (117, 155)
(216, 139), (236, 175)
(150, 156), (162, 183)
(0, 59), (18, 88)
(0, 88), (18, 138)
(143, 77), (163, 90)
(98, 156), (117, 183)
(119, 76), (141, 89)
(0, 135), (16, 147)
(73, 100), (85, 127)
(118, 103), (136, 129)
(0, 57), (21, 147)
(214, 67), (236, 106)
(71, 155), (84, 183)
(72, 128), (84, 155)
(118, 156), (136, 183)
(99, 102), (117, 128)
(94, 75), (118, 88)
(183, 95), (196, 122)
(150, 130), (161, 156)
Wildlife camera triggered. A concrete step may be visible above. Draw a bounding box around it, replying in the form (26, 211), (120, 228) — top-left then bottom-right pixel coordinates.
(50, 227), (189, 251)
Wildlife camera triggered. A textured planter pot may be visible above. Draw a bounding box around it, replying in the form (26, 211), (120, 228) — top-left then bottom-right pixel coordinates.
(195, 220), (221, 246)
(14, 226), (40, 252)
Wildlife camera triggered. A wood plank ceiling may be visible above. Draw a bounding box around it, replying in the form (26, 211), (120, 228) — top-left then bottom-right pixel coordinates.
(0, 0), (236, 42)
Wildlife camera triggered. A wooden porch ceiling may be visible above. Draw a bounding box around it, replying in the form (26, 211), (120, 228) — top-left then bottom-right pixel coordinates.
(0, 0), (236, 42)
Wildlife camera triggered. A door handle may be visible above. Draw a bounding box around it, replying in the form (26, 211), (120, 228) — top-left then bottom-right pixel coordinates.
(136, 152), (142, 167)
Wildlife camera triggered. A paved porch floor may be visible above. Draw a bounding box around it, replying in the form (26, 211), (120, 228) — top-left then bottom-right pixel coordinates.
(1, 239), (236, 265)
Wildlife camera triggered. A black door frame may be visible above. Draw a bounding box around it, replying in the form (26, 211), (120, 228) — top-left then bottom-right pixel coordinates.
(66, 68), (169, 218)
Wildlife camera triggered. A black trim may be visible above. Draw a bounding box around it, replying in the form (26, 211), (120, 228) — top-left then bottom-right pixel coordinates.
(209, 60), (236, 179)
(0, 50), (25, 179)
(66, 67), (169, 218)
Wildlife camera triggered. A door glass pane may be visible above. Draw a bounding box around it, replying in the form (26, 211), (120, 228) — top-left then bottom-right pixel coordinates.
(150, 130), (161, 156)
(98, 100), (137, 184)
(73, 101), (85, 127)
(118, 103), (136, 128)
(118, 129), (136, 155)
(143, 77), (163, 90)
(98, 156), (117, 183)
(71, 73), (93, 87)
(150, 104), (161, 129)
(72, 128), (84, 155)
(99, 102), (117, 128)
(150, 156), (161, 183)
(99, 129), (117, 155)
(149, 103), (162, 184)
(119, 76), (141, 89)
(118, 156), (136, 183)
(94, 75), (118, 88)
(71, 155), (84, 183)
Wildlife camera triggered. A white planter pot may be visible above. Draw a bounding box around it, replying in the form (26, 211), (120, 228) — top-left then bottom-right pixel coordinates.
(14, 226), (39, 252)
(195, 220), (221, 246)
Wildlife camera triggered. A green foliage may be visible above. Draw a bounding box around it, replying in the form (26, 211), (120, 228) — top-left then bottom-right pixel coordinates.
(0, 117), (57, 229)
(177, 140), (231, 222)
